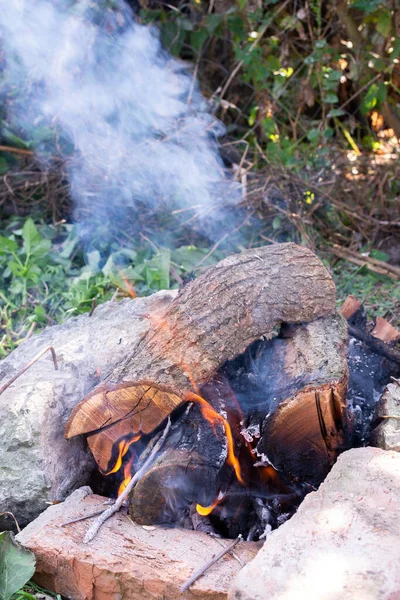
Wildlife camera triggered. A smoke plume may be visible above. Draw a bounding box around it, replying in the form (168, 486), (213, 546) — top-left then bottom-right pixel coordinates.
(0, 0), (241, 248)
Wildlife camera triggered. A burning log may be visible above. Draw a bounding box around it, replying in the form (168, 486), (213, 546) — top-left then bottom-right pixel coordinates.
(65, 243), (351, 534)
(66, 243), (337, 466)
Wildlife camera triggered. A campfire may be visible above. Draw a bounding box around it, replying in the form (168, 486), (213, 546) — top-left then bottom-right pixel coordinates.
(63, 243), (354, 542)
(2, 242), (399, 599)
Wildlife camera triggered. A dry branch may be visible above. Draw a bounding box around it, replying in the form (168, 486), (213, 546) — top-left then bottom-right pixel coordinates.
(0, 346), (58, 396)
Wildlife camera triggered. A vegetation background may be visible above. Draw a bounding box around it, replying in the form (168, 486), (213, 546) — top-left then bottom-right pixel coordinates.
(0, 0), (399, 359)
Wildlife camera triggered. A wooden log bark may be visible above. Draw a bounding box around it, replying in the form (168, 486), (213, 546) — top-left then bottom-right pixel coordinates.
(108, 243), (336, 391)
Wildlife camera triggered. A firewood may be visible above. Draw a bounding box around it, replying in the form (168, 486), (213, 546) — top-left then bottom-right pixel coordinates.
(253, 314), (350, 486)
(66, 243), (337, 471)
(65, 382), (183, 472)
(129, 404), (229, 525)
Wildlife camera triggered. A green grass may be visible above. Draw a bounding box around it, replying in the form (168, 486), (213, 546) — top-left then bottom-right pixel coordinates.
(0, 216), (223, 358)
(11, 581), (62, 600)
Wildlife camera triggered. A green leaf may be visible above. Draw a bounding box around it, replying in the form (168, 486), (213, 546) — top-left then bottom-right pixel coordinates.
(323, 92), (339, 103)
(22, 219), (41, 256)
(0, 236), (18, 254)
(307, 128), (321, 142)
(30, 238), (51, 260)
(190, 29), (208, 53)
(390, 38), (400, 61)
(361, 83), (379, 114)
(0, 531), (36, 600)
(376, 82), (387, 103)
(376, 10), (391, 38)
(327, 108), (346, 117)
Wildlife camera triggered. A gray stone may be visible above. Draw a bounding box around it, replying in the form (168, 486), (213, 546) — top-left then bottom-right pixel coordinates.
(229, 447), (400, 600)
(371, 381), (400, 451)
(0, 291), (176, 527)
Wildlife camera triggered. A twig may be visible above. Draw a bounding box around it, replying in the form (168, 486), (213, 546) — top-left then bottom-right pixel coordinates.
(89, 298), (97, 317)
(210, 534), (245, 566)
(60, 509), (106, 527)
(180, 535), (242, 593)
(348, 325), (400, 366)
(83, 418), (171, 543)
(0, 346), (58, 396)
(0, 511), (21, 532)
(0, 145), (34, 156)
(381, 415), (400, 420)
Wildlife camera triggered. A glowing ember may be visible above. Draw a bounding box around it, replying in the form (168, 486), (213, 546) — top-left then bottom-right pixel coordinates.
(185, 392), (244, 485)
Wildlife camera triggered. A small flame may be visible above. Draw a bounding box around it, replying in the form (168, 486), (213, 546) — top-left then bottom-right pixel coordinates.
(104, 434), (141, 476)
(118, 453), (136, 496)
(196, 496), (220, 516)
(184, 392), (244, 485)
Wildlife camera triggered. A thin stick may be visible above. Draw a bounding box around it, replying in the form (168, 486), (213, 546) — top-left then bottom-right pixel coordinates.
(180, 535), (242, 593)
(84, 418), (171, 543)
(60, 509), (105, 527)
(0, 145), (34, 156)
(0, 346), (58, 396)
(0, 511), (21, 533)
(89, 298), (97, 317)
(210, 534), (245, 567)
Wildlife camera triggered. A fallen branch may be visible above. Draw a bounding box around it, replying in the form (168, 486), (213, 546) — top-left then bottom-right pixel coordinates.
(348, 325), (400, 366)
(0, 346), (58, 396)
(329, 244), (400, 280)
(180, 535), (242, 594)
(83, 417), (171, 543)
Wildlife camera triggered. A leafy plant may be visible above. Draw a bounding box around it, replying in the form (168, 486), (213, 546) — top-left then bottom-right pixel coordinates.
(0, 532), (35, 600)
(0, 217), (222, 357)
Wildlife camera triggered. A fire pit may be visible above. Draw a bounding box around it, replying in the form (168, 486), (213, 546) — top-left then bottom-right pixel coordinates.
(1, 243), (399, 599)
(63, 243), (351, 542)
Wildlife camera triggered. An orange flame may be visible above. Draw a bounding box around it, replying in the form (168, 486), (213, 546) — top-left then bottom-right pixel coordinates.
(184, 392), (244, 485)
(118, 453), (136, 496)
(196, 496), (220, 516)
(104, 434), (141, 476)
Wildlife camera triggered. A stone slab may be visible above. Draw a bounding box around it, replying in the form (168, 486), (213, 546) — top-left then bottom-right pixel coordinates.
(16, 487), (259, 600)
(229, 447), (400, 600)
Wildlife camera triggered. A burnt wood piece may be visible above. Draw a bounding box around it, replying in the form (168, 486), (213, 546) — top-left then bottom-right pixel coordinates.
(238, 314), (350, 487)
(65, 243), (337, 469)
(129, 404), (228, 525)
(65, 382), (184, 473)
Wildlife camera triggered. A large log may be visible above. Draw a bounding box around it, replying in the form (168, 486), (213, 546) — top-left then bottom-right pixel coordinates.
(107, 242), (337, 390)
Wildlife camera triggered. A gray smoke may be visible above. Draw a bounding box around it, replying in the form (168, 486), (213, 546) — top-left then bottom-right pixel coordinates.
(0, 0), (241, 246)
